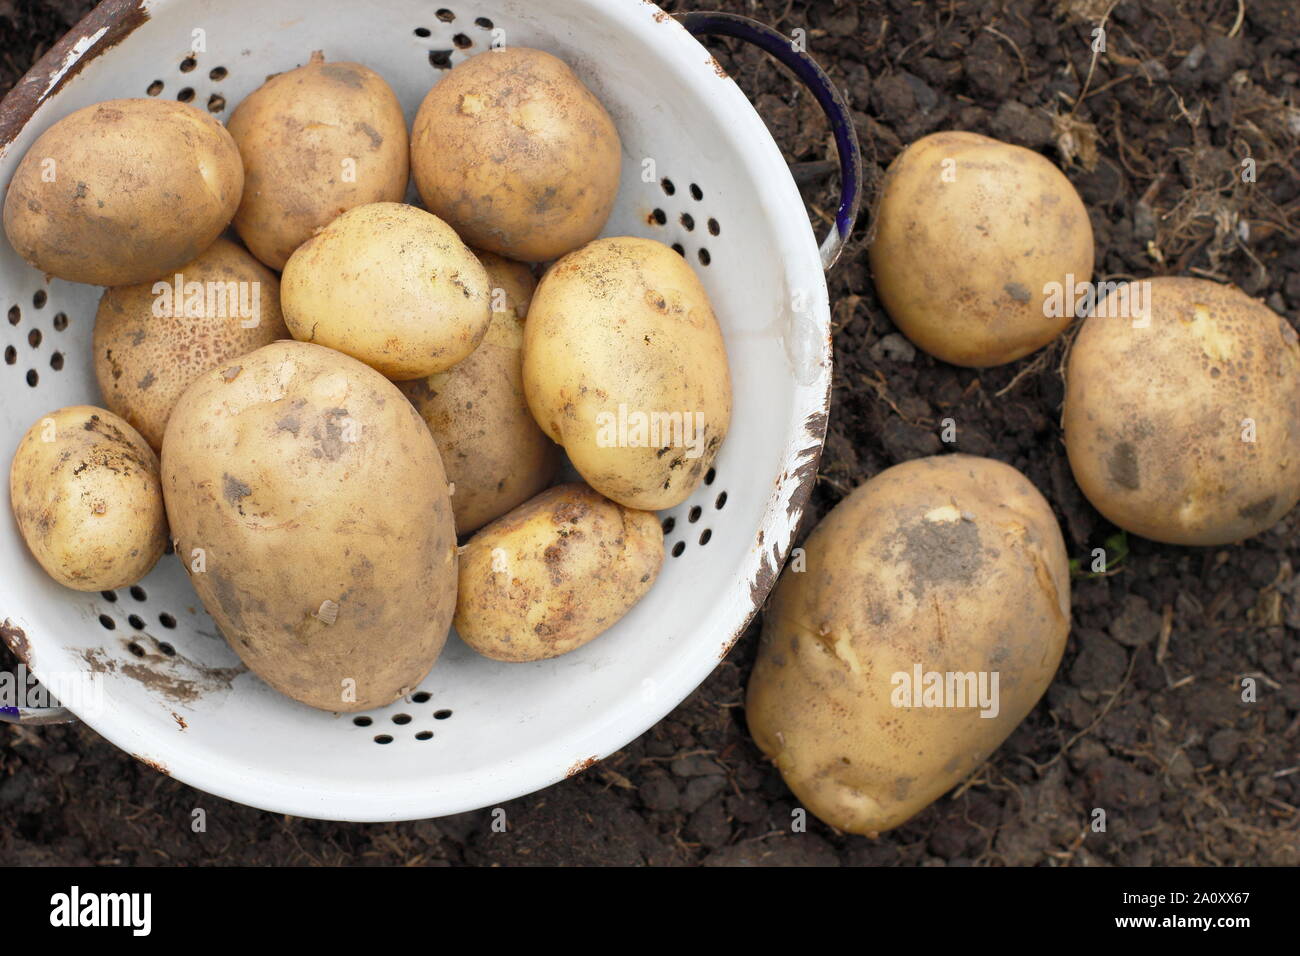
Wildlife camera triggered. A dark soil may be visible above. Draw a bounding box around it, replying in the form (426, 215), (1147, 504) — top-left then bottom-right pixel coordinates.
(2, 0), (1298, 866)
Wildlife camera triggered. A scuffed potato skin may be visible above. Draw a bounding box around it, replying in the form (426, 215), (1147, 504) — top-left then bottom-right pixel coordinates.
(1064, 277), (1300, 545)
(161, 341), (457, 712)
(746, 455), (1070, 836)
(281, 202), (492, 380)
(399, 250), (558, 534)
(868, 130), (1094, 367)
(454, 483), (663, 662)
(10, 406), (167, 591)
(522, 237), (731, 511)
(227, 53), (409, 270)
(410, 47), (622, 263)
(3, 99), (243, 286)
(93, 238), (290, 452)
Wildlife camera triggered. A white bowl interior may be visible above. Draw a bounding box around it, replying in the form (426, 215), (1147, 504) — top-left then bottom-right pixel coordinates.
(0, 0), (829, 820)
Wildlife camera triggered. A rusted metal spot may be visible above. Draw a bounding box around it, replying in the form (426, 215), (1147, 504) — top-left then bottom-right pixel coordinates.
(566, 755), (599, 777)
(0, 0), (151, 150)
(171, 712), (187, 731)
(134, 754), (170, 777)
(707, 55), (729, 79)
(1, 618), (32, 667)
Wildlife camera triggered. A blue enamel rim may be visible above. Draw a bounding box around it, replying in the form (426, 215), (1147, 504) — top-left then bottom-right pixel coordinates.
(678, 10), (864, 269)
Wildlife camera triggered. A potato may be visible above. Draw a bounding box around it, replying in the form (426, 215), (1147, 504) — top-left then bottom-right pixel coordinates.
(1064, 277), (1300, 545)
(227, 52), (409, 270)
(398, 250), (558, 534)
(3, 99), (242, 286)
(454, 483), (663, 662)
(747, 455), (1070, 836)
(93, 238), (289, 452)
(868, 130), (1094, 367)
(9, 406), (166, 591)
(281, 202), (492, 380)
(161, 341), (457, 711)
(523, 237), (731, 510)
(410, 47), (622, 262)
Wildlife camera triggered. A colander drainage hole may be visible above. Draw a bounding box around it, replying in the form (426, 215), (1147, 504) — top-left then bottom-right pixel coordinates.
(53, 312), (68, 331)
(177, 88), (195, 103)
(101, 590), (118, 602)
(671, 542), (685, 558)
(708, 218), (720, 236)
(680, 213), (695, 231)
(392, 713), (412, 725)
(159, 613), (176, 629)
(209, 66), (227, 81)
(8, 305), (19, 325)
(650, 208), (666, 226)
(475, 17), (493, 29)
(453, 33), (472, 49)
(374, 735), (393, 745)
(414, 27), (431, 37)
(688, 505), (701, 523)
(671, 243), (685, 257)
(429, 50), (453, 69)
(436, 8), (455, 22)
(158, 642), (176, 657)
(208, 94), (226, 114)
(661, 516), (675, 535)
(26, 370), (38, 387)
(434, 709), (452, 720)
(99, 615), (116, 630)
(146, 80), (163, 96)
(411, 691), (432, 703)
(699, 528), (713, 546)
(27, 329), (40, 348)
(660, 177), (675, 196)
(127, 641), (145, 658)
(3, 346), (14, 365)
(129, 585), (146, 601)
(353, 716), (372, 727)
(179, 56), (197, 73)
(128, 614), (145, 630)
(50, 352), (64, 371)
(704, 467), (716, 485)
(415, 731), (433, 741)
(690, 183), (704, 201)
(698, 249), (712, 266)
(32, 290), (46, 308)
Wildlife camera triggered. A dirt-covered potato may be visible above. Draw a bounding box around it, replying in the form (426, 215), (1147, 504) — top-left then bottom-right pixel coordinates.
(1064, 277), (1300, 545)
(868, 130), (1094, 367)
(161, 341), (457, 712)
(523, 237), (731, 510)
(227, 52), (409, 270)
(454, 483), (663, 662)
(93, 238), (289, 452)
(410, 47), (622, 263)
(3, 99), (242, 286)
(398, 250), (558, 534)
(10, 406), (166, 591)
(747, 455), (1071, 836)
(281, 202), (492, 380)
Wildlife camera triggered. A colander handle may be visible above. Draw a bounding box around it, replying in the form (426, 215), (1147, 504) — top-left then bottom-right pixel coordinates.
(677, 11), (863, 269)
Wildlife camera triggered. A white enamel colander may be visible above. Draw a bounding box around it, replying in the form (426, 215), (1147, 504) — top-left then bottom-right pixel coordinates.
(0, 0), (861, 820)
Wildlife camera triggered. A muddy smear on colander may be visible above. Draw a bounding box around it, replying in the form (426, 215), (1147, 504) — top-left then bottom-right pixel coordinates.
(79, 641), (245, 705)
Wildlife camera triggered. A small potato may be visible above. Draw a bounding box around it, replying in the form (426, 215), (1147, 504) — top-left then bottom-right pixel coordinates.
(523, 237), (731, 510)
(10, 406), (167, 591)
(454, 483), (663, 662)
(161, 341), (458, 712)
(281, 202), (492, 380)
(3, 99), (242, 286)
(227, 53), (409, 269)
(868, 130), (1094, 367)
(747, 455), (1070, 836)
(410, 47), (622, 262)
(1064, 277), (1300, 545)
(399, 250), (558, 534)
(93, 238), (290, 451)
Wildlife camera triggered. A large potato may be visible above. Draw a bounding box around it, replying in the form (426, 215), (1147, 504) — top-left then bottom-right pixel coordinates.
(410, 47), (622, 262)
(1064, 277), (1300, 545)
(93, 238), (289, 451)
(281, 202), (492, 380)
(454, 483), (663, 662)
(227, 53), (409, 269)
(10, 406), (166, 591)
(868, 130), (1094, 367)
(161, 341), (457, 711)
(523, 237), (731, 510)
(398, 250), (558, 534)
(3, 99), (242, 286)
(747, 455), (1070, 836)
